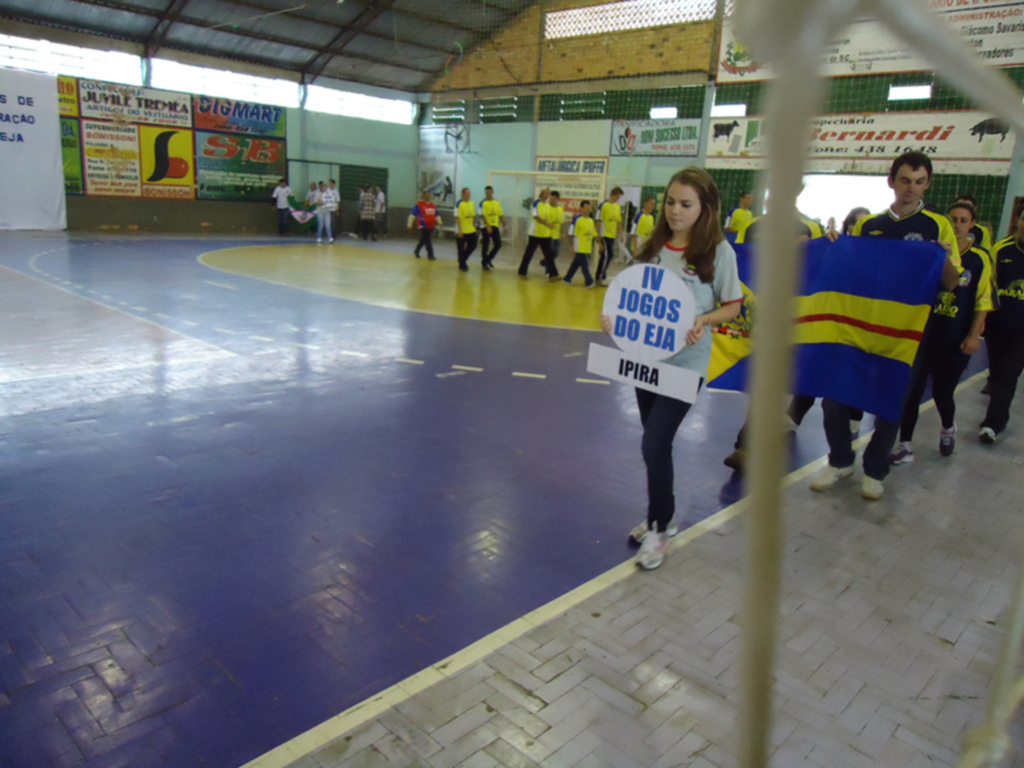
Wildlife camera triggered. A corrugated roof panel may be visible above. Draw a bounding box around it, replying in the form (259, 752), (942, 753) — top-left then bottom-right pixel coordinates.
(340, 34), (446, 70)
(182, 0), (339, 47)
(364, 11), (468, 52)
(165, 24), (313, 65)
(321, 55), (425, 90)
(0, 0), (157, 38)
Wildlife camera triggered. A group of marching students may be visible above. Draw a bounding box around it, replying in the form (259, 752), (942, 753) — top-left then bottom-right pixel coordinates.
(601, 151), (1024, 571)
(407, 185), (655, 282)
(407, 154), (1024, 572)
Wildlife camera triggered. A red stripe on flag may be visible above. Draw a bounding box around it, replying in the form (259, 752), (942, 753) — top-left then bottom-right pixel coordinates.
(796, 314), (924, 342)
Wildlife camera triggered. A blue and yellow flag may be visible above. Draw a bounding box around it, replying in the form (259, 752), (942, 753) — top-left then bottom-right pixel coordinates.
(708, 237), (947, 423)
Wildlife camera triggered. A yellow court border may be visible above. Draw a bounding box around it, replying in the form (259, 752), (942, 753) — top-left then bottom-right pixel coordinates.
(240, 369), (988, 768)
(197, 243), (606, 332)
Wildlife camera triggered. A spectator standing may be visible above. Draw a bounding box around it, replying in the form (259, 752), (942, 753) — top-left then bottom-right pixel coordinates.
(724, 190), (753, 239)
(316, 181), (338, 243)
(375, 186), (388, 239)
(409, 192), (441, 260)
(358, 186), (377, 241)
(272, 178), (292, 236)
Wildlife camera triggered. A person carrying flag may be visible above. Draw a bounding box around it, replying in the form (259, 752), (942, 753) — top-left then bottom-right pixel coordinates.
(811, 151), (959, 501)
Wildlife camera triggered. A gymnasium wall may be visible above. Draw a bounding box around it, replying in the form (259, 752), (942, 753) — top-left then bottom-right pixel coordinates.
(430, 0), (714, 94)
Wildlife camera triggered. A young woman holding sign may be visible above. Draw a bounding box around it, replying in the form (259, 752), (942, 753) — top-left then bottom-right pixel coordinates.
(600, 167), (744, 570)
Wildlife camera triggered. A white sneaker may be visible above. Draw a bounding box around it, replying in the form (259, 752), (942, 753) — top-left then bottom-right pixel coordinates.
(810, 464), (854, 492)
(980, 426), (996, 444)
(317, 238), (322, 243)
(329, 237), (335, 243)
(861, 476), (884, 500)
(636, 530), (668, 570)
(889, 442), (914, 465)
(629, 519), (679, 544)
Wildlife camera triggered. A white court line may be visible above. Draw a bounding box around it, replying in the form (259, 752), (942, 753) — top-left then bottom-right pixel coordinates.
(452, 365), (483, 372)
(241, 369), (989, 768)
(394, 358), (425, 365)
(204, 280), (239, 290)
(576, 378), (610, 385)
(512, 371), (546, 379)
(0, 265), (237, 358)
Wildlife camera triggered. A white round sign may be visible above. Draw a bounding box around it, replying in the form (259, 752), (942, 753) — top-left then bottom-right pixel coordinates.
(602, 263), (696, 362)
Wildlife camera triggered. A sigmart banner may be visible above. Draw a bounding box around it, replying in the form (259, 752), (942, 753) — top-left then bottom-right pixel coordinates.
(610, 119), (701, 157)
(718, 1), (1024, 82)
(705, 111), (1015, 175)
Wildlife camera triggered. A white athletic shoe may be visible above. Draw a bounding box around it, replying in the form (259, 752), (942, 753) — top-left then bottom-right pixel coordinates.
(629, 519), (679, 544)
(636, 530), (669, 570)
(329, 237), (335, 243)
(889, 442), (914, 465)
(810, 464), (854, 492)
(980, 427), (996, 444)
(861, 477), (884, 501)
(316, 238), (322, 243)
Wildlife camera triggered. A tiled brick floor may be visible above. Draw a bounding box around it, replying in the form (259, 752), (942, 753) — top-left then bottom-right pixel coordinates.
(296, 383), (1024, 768)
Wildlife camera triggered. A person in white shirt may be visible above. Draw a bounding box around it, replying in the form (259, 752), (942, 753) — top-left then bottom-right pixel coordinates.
(272, 178), (292, 236)
(304, 182), (318, 208)
(374, 186), (388, 238)
(317, 181), (339, 243)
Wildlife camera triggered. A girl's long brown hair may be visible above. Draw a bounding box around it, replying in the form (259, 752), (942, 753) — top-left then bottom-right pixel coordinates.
(636, 167), (724, 284)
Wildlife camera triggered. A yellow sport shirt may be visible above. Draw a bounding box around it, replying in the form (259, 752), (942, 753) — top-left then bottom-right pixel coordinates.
(456, 200), (477, 234)
(481, 199), (503, 228)
(599, 201), (621, 239)
(549, 205), (565, 239)
(571, 215), (598, 254)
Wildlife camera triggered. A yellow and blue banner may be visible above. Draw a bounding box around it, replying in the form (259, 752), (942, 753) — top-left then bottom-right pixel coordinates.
(708, 237), (947, 422)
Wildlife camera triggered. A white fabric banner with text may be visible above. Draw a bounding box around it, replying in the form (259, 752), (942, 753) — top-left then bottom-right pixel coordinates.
(0, 69), (66, 230)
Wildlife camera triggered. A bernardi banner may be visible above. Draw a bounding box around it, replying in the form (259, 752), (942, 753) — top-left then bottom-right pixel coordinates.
(705, 111), (1015, 175)
(718, 2), (1024, 82)
(610, 119), (701, 157)
(78, 80), (192, 128)
(193, 95), (286, 137)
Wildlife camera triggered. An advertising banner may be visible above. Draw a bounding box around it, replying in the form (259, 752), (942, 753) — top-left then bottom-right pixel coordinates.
(705, 111), (1015, 175)
(193, 95), (286, 137)
(140, 125), (195, 199)
(418, 126), (456, 206)
(718, 3), (1024, 82)
(195, 130), (286, 201)
(82, 119), (141, 197)
(61, 117), (83, 195)
(610, 119), (701, 157)
(58, 75), (78, 117)
(79, 79), (192, 128)
(535, 156), (608, 216)
(0, 69), (66, 229)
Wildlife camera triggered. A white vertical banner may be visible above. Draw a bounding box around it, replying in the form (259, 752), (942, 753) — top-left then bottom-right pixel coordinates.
(0, 69), (66, 230)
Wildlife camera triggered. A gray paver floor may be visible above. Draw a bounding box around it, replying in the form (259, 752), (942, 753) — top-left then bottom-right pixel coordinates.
(292, 380), (1024, 768)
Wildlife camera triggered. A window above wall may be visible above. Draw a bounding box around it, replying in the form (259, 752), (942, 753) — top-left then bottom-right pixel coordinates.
(150, 59), (299, 107)
(545, 0), (717, 40)
(0, 33), (142, 85)
(305, 86), (417, 125)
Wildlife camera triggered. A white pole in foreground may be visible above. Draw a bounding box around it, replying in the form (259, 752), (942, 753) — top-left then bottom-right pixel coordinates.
(733, 0), (1024, 764)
